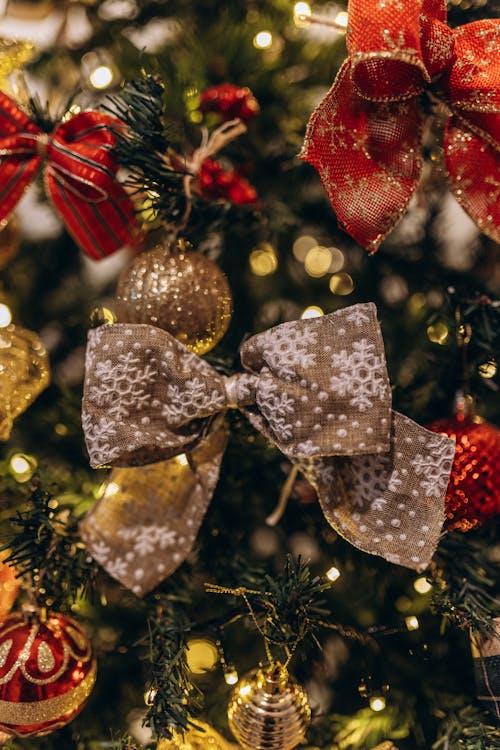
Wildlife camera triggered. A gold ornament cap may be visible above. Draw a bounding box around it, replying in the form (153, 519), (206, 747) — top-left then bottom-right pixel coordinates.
(227, 663), (311, 750)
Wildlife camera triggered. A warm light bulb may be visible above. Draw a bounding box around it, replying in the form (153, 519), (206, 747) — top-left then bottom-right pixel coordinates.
(186, 638), (219, 675)
(335, 10), (349, 29)
(413, 577), (432, 595)
(369, 695), (386, 712)
(301, 306), (324, 319)
(253, 30), (273, 49)
(224, 668), (239, 685)
(326, 566), (341, 582)
(304, 245), (332, 277)
(89, 65), (114, 89)
(0, 303), (12, 328)
(9, 453), (37, 483)
(294, 1), (312, 23)
(427, 322), (449, 345)
(176, 453), (189, 467)
(405, 615), (420, 631)
(239, 684), (252, 697)
(249, 244), (278, 276)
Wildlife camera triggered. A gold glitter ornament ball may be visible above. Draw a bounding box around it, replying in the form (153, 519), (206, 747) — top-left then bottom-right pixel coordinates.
(115, 241), (232, 355)
(228, 663), (311, 750)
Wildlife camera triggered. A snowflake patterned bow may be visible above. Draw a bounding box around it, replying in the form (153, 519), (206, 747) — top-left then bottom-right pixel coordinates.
(81, 303), (455, 595)
(300, 0), (500, 252)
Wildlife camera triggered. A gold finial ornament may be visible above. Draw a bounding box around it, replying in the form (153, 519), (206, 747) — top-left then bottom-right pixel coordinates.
(227, 663), (311, 750)
(115, 240), (232, 355)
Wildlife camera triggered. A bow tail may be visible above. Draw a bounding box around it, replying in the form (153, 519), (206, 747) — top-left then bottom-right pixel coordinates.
(300, 412), (455, 572)
(0, 155), (40, 226)
(444, 113), (500, 244)
(80, 421), (228, 596)
(300, 61), (424, 253)
(45, 169), (139, 260)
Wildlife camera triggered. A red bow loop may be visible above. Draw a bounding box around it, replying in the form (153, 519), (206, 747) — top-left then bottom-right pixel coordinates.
(301, 0), (500, 251)
(0, 91), (138, 260)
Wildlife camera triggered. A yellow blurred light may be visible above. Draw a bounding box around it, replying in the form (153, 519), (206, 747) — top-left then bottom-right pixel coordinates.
(186, 638), (219, 675)
(9, 453), (37, 483)
(427, 322), (449, 345)
(395, 595), (412, 612)
(239, 684), (252, 697)
(253, 30), (273, 49)
(335, 10), (349, 29)
(329, 272), (354, 295)
(103, 481), (120, 498)
(176, 453), (189, 467)
(326, 566), (341, 582)
(405, 615), (420, 631)
(370, 696), (386, 712)
(249, 244), (278, 276)
(54, 423), (68, 436)
(292, 235), (317, 261)
(478, 359), (497, 379)
(304, 245), (332, 277)
(407, 292), (426, 316)
(89, 65), (114, 89)
(0, 303), (12, 328)
(224, 668), (239, 685)
(329, 247), (345, 273)
(413, 577), (432, 595)
(301, 306), (324, 319)
(294, 1), (312, 24)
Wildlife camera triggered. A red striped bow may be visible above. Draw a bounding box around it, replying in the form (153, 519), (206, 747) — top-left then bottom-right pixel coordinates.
(0, 91), (138, 260)
(301, 0), (500, 253)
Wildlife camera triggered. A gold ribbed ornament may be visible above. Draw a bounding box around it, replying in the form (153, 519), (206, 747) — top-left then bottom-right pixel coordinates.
(0, 324), (50, 441)
(115, 240), (232, 355)
(227, 663), (311, 750)
(157, 720), (237, 749)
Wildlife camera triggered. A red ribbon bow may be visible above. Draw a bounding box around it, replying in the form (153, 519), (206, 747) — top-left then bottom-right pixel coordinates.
(0, 91), (138, 260)
(300, 0), (500, 252)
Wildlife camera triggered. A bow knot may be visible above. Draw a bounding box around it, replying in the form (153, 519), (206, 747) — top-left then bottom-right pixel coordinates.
(81, 303), (456, 589)
(301, 0), (500, 251)
(0, 91), (138, 259)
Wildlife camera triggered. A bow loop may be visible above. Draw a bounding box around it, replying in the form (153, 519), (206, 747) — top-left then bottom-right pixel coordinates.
(0, 90), (138, 260)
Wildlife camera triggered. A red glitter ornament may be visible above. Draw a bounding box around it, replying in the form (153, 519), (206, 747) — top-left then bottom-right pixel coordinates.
(200, 83), (260, 122)
(428, 415), (500, 532)
(0, 611), (96, 737)
(199, 158), (258, 205)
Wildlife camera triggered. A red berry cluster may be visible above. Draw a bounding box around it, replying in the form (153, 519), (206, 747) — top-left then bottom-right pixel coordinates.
(200, 83), (260, 122)
(199, 158), (257, 205)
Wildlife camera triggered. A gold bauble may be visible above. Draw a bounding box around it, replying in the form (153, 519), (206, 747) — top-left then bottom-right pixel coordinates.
(0, 218), (20, 270)
(115, 241), (232, 355)
(228, 663), (311, 750)
(0, 39), (35, 94)
(0, 324), (50, 441)
(157, 720), (237, 750)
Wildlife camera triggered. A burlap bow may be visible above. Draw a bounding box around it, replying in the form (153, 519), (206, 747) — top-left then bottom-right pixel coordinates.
(300, 0), (500, 252)
(81, 304), (455, 594)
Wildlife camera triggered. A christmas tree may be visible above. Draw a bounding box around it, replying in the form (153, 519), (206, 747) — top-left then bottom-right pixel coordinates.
(0, 1), (498, 749)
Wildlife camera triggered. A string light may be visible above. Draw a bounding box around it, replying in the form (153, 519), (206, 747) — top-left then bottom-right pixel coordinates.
(329, 272), (354, 295)
(369, 695), (386, 712)
(294, 1), (312, 24)
(186, 638), (219, 674)
(239, 684), (252, 697)
(9, 453), (37, 483)
(292, 235), (317, 261)
(224, 667), (239, 685)
(253, 31), (273, 49)
(405, 615), (420, 631)
(304, 245), (332, 277)
(301, 306), (324, 319)
(325, 566), (341, 582)
(249, 244), (278, 276)
(89, 65), (114, 89)
(413, 577), (432, 595)
(478, 359), (497, 379)
(0, 303), (12, 328)
(334, 10), (349, 29)
(427, 322), (449, 345)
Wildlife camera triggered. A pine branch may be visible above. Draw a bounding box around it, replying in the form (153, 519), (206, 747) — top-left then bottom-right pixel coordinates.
(104, 76), (187, 221)
(0, 481), (99, 610)
(143, 594), (202, 740)
(431, 528), (499, 636)
(432, 705), (500, 750)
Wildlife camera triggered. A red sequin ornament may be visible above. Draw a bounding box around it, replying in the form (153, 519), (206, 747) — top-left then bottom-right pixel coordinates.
(0, 612), (96, 737)
(200, 84), (260, 122)
(199, 158), (257, 205)
(428, 416), (500, 531)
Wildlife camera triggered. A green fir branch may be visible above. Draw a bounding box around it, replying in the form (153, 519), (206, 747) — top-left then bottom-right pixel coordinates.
(143, 595), (202, 740)
(0, 481), (99, 610)
(432, 705), (500, 750)
(431, 528), (499, 636)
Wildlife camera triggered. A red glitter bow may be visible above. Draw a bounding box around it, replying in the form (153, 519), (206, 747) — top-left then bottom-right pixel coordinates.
(0, 91), (138, 260)
(300, 0), (500, 253)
